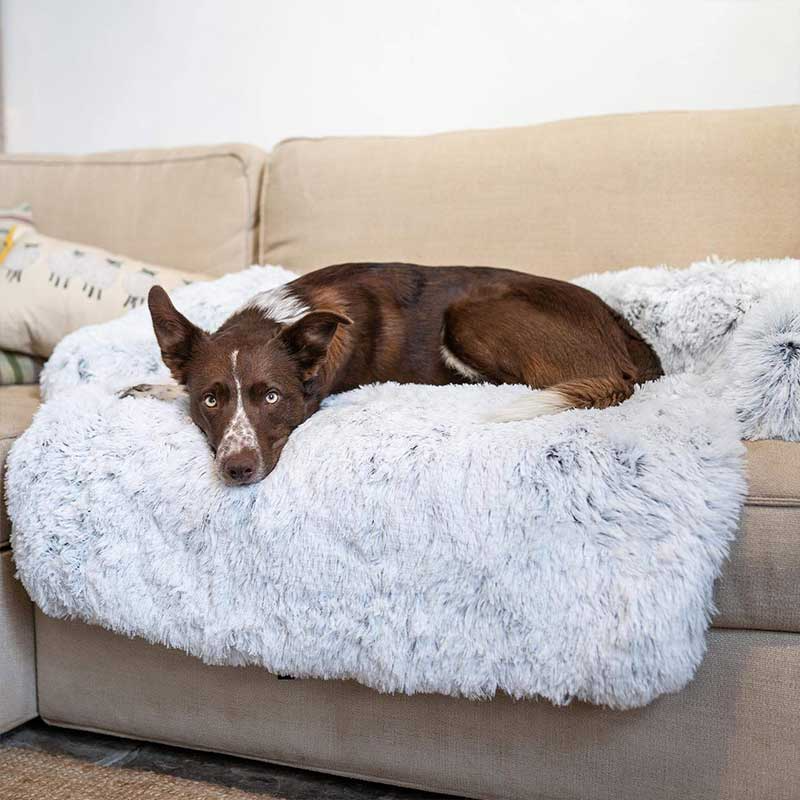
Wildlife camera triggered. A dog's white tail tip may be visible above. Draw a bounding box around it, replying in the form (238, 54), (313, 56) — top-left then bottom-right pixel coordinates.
(485, 389), (572, 423)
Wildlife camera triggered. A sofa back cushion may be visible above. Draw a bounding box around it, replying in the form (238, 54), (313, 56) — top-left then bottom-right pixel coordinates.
(260, 106), (800, 279)
(0, 144), (266, 277)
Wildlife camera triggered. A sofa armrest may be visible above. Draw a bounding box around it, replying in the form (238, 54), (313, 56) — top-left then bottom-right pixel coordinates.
(0, 549), (36, 732)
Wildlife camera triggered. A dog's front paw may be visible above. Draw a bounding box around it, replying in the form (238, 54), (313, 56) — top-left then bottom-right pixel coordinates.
(118, 383), (151, 399)
(118, 383), (186, 401)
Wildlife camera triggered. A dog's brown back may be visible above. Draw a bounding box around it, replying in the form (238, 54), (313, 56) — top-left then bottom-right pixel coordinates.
(261, 262), (660, 393)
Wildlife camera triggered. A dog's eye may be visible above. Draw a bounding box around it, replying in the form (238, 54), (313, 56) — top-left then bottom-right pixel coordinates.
(202, 393), (217, 408)
(265, 390), (280, 404)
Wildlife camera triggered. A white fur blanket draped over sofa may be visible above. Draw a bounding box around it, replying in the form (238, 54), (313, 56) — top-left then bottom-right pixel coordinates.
(8, 259), (800, 709)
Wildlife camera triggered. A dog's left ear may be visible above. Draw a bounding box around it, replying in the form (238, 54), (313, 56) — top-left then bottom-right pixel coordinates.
(148, 286), (207, 384)
(279, 310), (352, 379)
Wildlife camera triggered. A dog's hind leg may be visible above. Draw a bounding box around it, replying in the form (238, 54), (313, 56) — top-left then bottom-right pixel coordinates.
(442, 291), (641, 420)
(118, 383), (187, 402)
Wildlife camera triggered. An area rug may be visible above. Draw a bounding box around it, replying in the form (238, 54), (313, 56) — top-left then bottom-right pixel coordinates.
(8, 259), (800, 709)
(0, 747), (265, 800)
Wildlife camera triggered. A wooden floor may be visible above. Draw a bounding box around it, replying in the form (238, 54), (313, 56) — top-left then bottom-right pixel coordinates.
(0, 720), (457, 799)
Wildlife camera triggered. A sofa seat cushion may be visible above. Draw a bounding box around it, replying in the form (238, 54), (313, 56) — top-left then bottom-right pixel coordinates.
(1, 386), (40, 547)
(0, 382), (796, 631)
(713, 441), (800, 632)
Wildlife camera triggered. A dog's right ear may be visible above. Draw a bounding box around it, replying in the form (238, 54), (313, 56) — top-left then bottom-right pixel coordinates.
(147, 286), (206, 384)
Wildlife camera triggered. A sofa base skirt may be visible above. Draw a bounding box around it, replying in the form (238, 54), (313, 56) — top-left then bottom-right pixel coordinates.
(35, 612), (800, 800)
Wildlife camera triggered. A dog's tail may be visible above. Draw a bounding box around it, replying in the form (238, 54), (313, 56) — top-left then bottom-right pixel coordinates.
(488, 375), (636, 423)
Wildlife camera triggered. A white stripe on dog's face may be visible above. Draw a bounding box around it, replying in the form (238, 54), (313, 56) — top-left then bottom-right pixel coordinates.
(216, 349), (263, 471)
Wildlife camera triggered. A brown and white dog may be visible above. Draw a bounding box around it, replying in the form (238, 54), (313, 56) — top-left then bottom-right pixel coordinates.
(129, 263), (661, 486)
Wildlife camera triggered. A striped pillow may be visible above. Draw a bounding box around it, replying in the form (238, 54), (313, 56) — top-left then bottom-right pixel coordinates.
(0, 349), (43, 385)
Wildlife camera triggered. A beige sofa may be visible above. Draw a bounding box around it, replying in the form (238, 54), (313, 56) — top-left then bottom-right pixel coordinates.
(1, 105), (799, 800)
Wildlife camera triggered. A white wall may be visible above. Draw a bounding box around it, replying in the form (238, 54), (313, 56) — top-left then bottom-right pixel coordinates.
(2, 0), (799, 153)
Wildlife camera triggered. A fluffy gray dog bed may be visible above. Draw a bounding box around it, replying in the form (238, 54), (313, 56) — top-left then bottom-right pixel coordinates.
(8, 259), (800, 708)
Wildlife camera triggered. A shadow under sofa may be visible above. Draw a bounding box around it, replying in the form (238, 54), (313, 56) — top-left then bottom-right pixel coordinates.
(1, 104), (800, 800)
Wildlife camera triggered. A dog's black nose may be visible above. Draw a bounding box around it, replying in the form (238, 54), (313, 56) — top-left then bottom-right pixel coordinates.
(224, 460), (255, 484)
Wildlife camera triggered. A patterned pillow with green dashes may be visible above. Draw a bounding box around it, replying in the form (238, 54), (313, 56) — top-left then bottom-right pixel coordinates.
(0, 203), (207, 357)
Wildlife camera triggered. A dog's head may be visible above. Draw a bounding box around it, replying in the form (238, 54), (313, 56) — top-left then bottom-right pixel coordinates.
(148, 286), (351, 486)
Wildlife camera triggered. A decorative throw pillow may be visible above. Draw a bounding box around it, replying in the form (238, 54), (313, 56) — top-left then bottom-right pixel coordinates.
(0, 204), (207, 356)
(0, 350), (43, 385)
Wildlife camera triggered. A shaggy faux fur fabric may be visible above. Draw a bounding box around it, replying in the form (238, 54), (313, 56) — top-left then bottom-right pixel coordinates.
(8, 259), (800, 708)
(576, 257), (800, 440)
